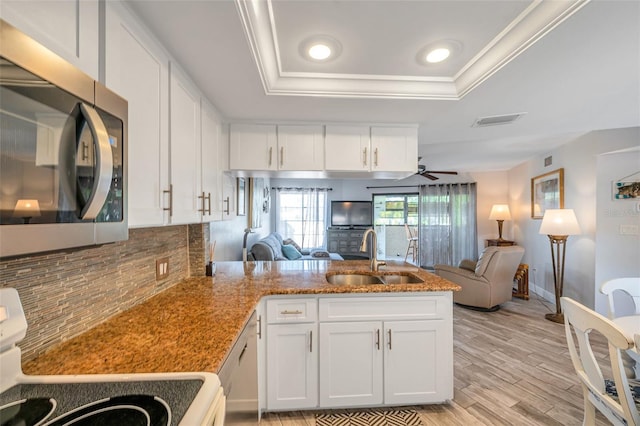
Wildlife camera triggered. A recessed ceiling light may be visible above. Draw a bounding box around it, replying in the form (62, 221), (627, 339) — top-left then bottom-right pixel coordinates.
(300, 36), (342, 62)
(417, 40), (461, 66)
(308, 44), (332, 60)
(426, 48), (450, 63)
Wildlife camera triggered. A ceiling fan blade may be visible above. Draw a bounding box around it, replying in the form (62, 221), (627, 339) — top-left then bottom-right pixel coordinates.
(425, 171), (458, 175)
(420, 172), (439, 180)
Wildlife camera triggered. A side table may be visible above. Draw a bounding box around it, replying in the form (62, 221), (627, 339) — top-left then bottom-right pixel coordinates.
(486, 239), (515, 247)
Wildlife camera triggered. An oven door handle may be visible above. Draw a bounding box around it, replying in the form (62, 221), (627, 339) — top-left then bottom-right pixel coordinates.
(79, 103), (113, 220)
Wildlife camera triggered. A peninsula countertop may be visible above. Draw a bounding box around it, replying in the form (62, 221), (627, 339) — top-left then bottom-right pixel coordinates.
(22, 260), (459, 376)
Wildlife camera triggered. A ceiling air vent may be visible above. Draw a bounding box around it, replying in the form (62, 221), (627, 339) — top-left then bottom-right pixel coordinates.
(472, 112), (526, 127)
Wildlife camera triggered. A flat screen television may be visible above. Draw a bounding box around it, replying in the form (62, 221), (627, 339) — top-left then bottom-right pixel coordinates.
(331, 201), (373, 228)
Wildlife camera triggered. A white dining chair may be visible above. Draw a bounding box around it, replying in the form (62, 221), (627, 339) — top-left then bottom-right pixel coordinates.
(600, 277), (640, 318)
(561, 297), (639, 426)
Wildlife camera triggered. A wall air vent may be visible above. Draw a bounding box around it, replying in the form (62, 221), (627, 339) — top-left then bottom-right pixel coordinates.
(472, 112), (527, 127)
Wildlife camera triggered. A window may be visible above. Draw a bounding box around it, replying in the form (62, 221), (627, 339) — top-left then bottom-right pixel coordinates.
(373, 194), (419, 226)
(275, 188), (329, 249)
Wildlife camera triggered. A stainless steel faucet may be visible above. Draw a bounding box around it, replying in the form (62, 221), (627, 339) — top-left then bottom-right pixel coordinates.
(360, 228), (386, 272)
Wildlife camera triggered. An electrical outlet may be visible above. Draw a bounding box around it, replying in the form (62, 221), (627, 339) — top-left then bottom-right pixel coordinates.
(156, 257), (169, 280)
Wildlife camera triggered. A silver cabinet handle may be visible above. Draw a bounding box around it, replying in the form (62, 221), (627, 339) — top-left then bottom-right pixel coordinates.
(198, 191), (206, 214)
(223, 196), (230, 215)
(79, 103), (113, 220)
(280, 310), (303, 315)
(376, 328), (380, 350)
(387, 329), (392, 350)
(363, 146), (367, 166)
(268, 147), (273, 167)
(280, 146), (284, 167)
(207, 192), (212, 215)
(163, 184), (173, 217)
(309, 330), (313, 353)
(374, 147), (379, 167)
(257, 315), (262, 339)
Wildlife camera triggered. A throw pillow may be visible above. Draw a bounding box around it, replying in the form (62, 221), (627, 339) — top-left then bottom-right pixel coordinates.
(475, 247), (499, 277)
(310, 249), (330, 258)
(283, 238), (303, 253)
(282, 244), (302, 260)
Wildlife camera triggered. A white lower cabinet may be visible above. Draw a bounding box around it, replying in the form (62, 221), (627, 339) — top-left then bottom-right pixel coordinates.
(266, 323), (318, 410)
(319, 321), (383, 407)
(263, 293), (453, 412)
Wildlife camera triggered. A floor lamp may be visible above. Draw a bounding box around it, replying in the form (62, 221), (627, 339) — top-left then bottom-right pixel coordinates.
(539, 209), (581, 323)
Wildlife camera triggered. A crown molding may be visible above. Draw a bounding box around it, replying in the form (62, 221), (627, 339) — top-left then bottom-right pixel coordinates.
(235, 0), (589, 100)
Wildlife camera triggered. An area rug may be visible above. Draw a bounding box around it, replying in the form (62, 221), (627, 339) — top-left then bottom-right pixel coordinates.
(316, 408), (422, 426)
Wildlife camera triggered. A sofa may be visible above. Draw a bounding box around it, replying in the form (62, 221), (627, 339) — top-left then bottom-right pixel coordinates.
(434, 246), (525, 311)
(249, 232), (344, 261)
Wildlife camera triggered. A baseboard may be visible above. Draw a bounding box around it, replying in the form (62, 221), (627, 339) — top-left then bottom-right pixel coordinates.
(529, 281), (555, 304)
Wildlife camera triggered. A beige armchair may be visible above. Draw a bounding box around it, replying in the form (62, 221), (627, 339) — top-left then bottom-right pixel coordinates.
(435, 246), (525, 311)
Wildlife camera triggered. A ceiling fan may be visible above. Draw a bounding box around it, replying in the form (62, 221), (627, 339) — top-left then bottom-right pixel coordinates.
(416, 158), (458, 180)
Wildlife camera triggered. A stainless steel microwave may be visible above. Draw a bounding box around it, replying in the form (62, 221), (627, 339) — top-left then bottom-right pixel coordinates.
(0, 20), (128, 258)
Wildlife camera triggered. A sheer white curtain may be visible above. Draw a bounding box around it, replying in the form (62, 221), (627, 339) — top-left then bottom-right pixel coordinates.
(275, 187), (330, 249)
(418, 183), (477, 269)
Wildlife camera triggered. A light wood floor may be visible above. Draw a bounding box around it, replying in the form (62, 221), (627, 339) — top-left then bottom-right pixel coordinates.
(260, 293), (612, 425)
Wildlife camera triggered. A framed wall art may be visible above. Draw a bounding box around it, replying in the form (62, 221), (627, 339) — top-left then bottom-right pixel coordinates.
(531, 168), (564, 219)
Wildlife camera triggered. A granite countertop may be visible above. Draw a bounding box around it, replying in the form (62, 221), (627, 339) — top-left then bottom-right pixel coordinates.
(23, 260), (459, 376)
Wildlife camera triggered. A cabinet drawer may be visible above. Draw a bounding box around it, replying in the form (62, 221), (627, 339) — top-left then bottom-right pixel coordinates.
(266, 298), (317, 323)
(319, 294), (450, 322)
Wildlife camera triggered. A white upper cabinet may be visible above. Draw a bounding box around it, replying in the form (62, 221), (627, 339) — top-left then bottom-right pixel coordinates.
(277, 125), (324, 171)
(169, 63), (202, 225)
(229, 124), (277, 171)
(0, 0), (99, 79)
(200, 100), (221, 222)
(370, 127), (418, 172)
(325, 126), (370, 171)
(105, 2), (169, 228)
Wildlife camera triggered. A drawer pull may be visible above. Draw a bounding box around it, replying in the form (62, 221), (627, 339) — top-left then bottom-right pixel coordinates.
(280, 310), (303, 315)
(387, 329), (392, 350)
(257, 315), (262, 339)
(376, 329), (380, 350)
(309, 330), (313, 352)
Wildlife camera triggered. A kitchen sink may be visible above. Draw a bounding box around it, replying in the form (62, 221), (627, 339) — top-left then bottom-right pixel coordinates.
(326, 272), (423, 285)
(378, 273), (423, 284)
(326, 273), (384, 285)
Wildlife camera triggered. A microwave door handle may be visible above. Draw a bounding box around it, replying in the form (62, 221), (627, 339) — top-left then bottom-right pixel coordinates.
(79, 103), (113, 220)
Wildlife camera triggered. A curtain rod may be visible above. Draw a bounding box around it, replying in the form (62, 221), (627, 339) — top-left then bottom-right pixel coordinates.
(365, 185), (419, 189)
(272, 187), (333, 191)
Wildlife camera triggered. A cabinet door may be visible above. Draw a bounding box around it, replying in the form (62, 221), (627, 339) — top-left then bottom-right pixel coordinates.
(325, 125), (370, 171)
(266, 323), (318, 410)
(370, 127), (418, 172)
(277, 125), (324, 171)
(229, 124), (277, 170)
(201, 100), (221, 222)
(105, 3), (169, 227)
(319, 322), (383, 408)
(1, 0), (99, 78)
(169, 63), (202, 224)
(384, 320), (453, 404)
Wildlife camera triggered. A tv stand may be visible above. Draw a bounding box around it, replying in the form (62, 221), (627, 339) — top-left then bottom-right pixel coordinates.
(326, 228), (371, 259)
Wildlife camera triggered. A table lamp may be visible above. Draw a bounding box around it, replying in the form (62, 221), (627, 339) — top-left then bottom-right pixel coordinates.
(13, 199), (41, 224)
(489, 204), (511, 241)
(539, 208), (581, 323)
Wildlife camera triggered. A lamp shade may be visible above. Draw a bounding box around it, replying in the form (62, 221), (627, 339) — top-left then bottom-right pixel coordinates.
(539, 209), (581, 236)
(489, 204), (511, 221)
(13, 199), (41, 217)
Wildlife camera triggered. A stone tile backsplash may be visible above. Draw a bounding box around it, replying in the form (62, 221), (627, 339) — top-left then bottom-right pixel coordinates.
(0, 224), (208, 361)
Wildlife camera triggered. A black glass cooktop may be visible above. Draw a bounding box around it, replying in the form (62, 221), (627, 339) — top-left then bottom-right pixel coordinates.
(0, 379), (203, 426)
